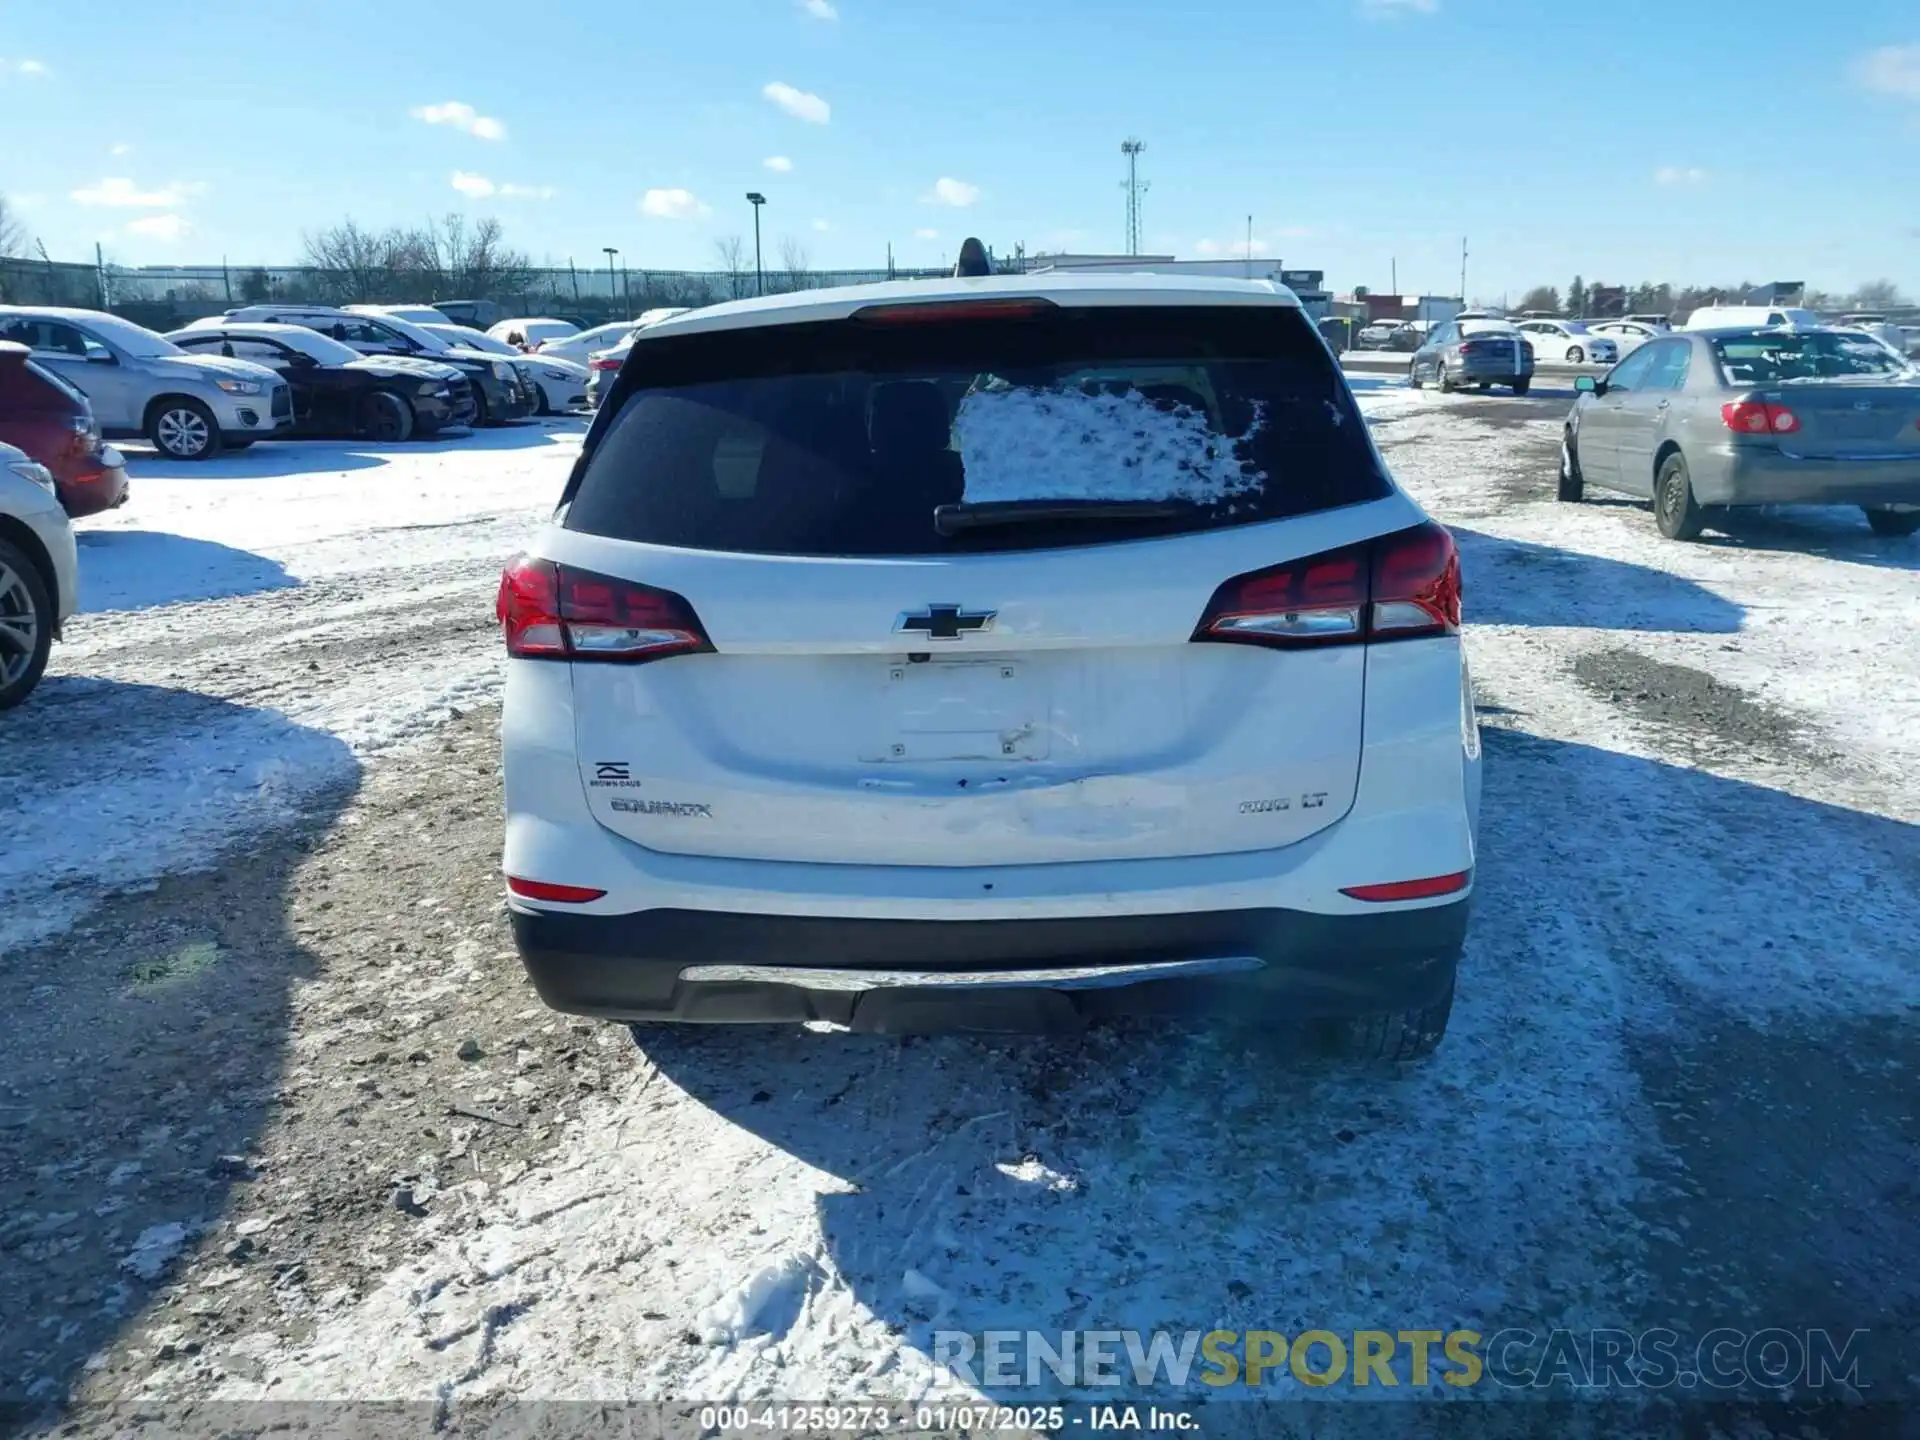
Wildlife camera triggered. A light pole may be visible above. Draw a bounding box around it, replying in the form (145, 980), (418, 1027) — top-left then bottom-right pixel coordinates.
(745, 192), (766, 297)
(602, 247), (619, 318)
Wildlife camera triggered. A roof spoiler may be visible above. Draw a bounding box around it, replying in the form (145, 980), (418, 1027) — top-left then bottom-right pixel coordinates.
(953, 237), (991, 278)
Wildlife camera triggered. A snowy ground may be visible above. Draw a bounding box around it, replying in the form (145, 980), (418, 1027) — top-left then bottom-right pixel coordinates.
(3, 385), (1918, 1431)
(0, 421), (583, 955)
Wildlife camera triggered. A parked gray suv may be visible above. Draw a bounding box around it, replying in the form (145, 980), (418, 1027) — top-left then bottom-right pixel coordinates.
(0, 306), (292, 460)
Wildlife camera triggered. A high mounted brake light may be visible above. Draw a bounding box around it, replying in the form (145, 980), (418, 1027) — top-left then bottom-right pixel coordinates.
(1192, 522), (1461, 650)
(850, 297), (1058, 325)
(496, 556), (712, 663)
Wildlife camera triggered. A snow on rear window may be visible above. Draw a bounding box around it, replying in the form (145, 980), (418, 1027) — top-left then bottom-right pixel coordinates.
(953, 385), (1267, 507)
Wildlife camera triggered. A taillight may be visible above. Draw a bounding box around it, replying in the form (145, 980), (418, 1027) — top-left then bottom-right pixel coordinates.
(495, 556), (712, 663)
(1721, 400), (1799, 435)
(1192, 522), (1460, 650)
(506, 876), (606, 904)
(1457, 341), (1479, 355)
(1342, 871), (1471, 902)
(590, 356), (622, 371)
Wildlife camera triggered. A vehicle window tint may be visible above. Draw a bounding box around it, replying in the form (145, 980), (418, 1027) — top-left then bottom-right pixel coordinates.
(1, 318), (107, 359)
(1605, 345), (1660, 392)
(565, 305), (1391, 557)
(227, 339), (289, 364)
(1644, 341), (1691, 390)
(1712, 331), (1910, 385)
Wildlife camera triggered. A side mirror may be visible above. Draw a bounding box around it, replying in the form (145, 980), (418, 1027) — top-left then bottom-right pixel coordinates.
(1574, 375), (1599, 394)
(87, 350), (118, 365)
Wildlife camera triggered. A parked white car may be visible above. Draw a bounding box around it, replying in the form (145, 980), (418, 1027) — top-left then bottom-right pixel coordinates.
(498, 267), (1482, 1056)
(0, 440), (77, 709)
(534, 311), (691, 366)
(1586, 320), (1666, 357)
(421, 324), (591, 414)
(488, 318), (579, 352)
(1681, 306), (1820, 331)
(1513, 320), (1618, 365)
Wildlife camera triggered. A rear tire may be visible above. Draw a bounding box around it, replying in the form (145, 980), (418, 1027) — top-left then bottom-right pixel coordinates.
(1511, 379), (1531, 396)
(1654, 451), (1705, 540)
(1558, 433), (1585, 502)
(471, 386), (492, 427)
(1408, 361), (1424, 391)
(532, 380), (551, 417)
(1438, 364), (1458, 394)
(0, 538), (55, 711)
(1315, 970), (1457, 1062)
(1864, 507), (1920, 538)
(362, 390), (415, 444)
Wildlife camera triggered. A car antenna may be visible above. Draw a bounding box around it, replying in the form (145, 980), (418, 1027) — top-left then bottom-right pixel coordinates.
(954, 237), (991, 278)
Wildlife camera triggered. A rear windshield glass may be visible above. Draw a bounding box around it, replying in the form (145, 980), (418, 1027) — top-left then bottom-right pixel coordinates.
(1712, 331), (1911, 385)
(563, 305), (1389, 556)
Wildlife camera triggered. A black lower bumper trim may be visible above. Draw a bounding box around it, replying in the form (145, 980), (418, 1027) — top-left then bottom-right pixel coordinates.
(510, 902), (1468, 1029)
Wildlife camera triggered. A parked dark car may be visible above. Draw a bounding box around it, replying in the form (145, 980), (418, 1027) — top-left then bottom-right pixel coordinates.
(1561, 326), (1920, 540)
(197, 306), (533, 425)
(428, 299), (507, 332)
(1409, 320), (1535, 394)
(165, 324), (472, 441)
(0, 341), (128, 517)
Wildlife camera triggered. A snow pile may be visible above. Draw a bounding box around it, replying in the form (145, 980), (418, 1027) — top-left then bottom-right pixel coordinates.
(120, 1222), (189, 1281)
(954, 386), (1265, 507)
(694, 1252), (816, 1345)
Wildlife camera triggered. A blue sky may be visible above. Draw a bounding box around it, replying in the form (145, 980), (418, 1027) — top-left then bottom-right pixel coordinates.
(3, 0), (1917, 299)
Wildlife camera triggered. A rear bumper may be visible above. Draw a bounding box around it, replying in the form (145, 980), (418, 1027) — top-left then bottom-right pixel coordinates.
(56, 454), (129, 519)
(1692, 446), (1920, 507)
(510, 899), (1467, 1028)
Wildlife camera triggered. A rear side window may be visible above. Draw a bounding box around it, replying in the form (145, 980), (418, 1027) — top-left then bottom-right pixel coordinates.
(564, 305), (1388, 556)
(1713, 331), (1910, 385)
(0, 358), (86, 409)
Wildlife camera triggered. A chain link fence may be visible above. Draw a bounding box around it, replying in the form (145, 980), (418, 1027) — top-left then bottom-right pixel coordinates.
(0, 256), (955, 331)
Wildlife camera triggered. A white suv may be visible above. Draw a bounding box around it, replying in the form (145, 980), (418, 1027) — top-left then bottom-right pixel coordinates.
(497, 269), (1482, 1055)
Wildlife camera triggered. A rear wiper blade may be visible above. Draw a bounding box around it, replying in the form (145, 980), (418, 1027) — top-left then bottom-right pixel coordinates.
(933, 498), (1187, 536)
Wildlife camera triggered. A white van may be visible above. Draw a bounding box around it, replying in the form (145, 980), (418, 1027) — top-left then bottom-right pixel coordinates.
(1681, 305), (1819, 331)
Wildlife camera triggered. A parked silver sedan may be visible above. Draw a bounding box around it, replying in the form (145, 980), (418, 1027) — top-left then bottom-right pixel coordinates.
(1559, 327), (1920, 539)
(1409, 319), (1536, 395)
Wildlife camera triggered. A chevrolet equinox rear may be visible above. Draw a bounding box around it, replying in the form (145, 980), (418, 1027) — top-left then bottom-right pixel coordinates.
(498, 271), (1482, 1057)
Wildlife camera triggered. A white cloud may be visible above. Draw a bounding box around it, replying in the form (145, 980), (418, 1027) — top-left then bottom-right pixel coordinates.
(914, 227), (940, 240)
(812, 218), (832, 232)
(1360, 0), (1437, 14)
(499, 182), (555, 199)
(109, 142), (133, 157)
(70, 176), (206, 208)
(763, 155), (794, 173)
(1654, 165), (1708, 187)
(451, 170), (496, 198)
(922, 177), (981, 208)
(640, 187), (711, 220)
(7, 58), (48, 77)
(409, 101), (507, 140)
(1855, 44), (1920, 99)
(126, 214), (189, 242)
(800, 0), (838, 18)
(763, 81), (830, 125)
(453, 170), (556, 200)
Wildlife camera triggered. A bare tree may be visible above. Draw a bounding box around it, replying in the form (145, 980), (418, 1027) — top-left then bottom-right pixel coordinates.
(1515, 284), (1561, 314)
(408, 213), (532, 299)
(1850, 278), (1909, 312)
(301, 219), (411, 302)
(713, 235), (748, 300)
(778, 235), (811, 294)
(0, 195), (25, 260)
